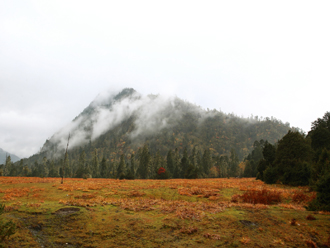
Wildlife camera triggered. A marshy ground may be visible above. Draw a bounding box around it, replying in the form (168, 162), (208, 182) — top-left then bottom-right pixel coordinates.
(1, 177), (329, 247)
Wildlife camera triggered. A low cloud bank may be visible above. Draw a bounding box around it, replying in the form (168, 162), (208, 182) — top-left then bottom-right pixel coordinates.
(44, 89), (203, 155)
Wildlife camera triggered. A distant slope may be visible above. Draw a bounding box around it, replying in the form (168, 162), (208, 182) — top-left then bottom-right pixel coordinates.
(0, 148), (20, 164)
(26, 88), (294, 165)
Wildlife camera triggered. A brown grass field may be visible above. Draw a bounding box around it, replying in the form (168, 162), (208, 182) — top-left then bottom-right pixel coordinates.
(1, 177), (329, 247)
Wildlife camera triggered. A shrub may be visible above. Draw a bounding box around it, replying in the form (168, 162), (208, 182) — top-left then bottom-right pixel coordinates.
(0, 204), (16, 243)
(306, 214), (316, 220)
(263, 166), (278, 184)
(156, 167), (169, 179)
(307, 171), (330, 211)
(292, 191), (308, 203)
(292, 190), (316, 204)
(240, 189), (282, 205)
(280, 161), (311, 186)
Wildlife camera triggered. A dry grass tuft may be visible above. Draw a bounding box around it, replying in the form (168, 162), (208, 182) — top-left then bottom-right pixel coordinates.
(179, 226), (198, 234)
(292, 190), (316, 203)
(305, 240), (317, 248)
(290, 218), (297, 226)
(232, 188), (281, 205)
(306, 214), (316, 220)
(203, 233), (221, 240)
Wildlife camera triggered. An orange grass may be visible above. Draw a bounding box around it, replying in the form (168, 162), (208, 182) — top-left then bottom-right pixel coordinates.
(0, 177), (329, 248)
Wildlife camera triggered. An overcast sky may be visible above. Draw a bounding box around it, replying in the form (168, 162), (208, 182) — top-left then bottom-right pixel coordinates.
(1, 0), (329, 158)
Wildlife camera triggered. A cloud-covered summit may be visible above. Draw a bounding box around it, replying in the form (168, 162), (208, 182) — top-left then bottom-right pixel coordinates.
(41, 88), (203, 156)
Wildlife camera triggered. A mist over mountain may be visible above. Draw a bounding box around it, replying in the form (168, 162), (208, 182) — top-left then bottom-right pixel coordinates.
(0, 148), (20, 164)
(34, 88), (293, 160)
(41, 88), (206, 156)
(13, 88), (298, 179)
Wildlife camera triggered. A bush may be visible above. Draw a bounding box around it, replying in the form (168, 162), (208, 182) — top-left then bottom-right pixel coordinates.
(125, 170), (135, 180)
(307, 171), (330, 211)
(263, 166), (278, 184)
(240, 189), (282, 205)
(292, 190), (316, 204)
(156, 167), (169, 179)
(0, 204), (16, 243)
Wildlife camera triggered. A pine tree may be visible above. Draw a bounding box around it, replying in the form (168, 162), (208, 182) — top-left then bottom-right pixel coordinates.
(202, 149), (212, 176)
(218, 155), (229, 178)
(117, 154), (126, 179)
(100, 157), (108, 178)
(229, 149), (239, 177)
(48, 160), (58, 177)
(310, 149), (330, 188)
(91, 149), (100, 178)
(130, 154), (135, 177)
(137, 144), (150, 179)
(42, 157), (49, 177)
(173, 148), (181, 178)
(166, 150), (174, 176)
(189, 146), (197, 168)
(181, 147), (189, 178)
(76, 151), (86, 178)
(274, 131), (312, 185)
(64, 153), (71, 178)
(4, 155), (11, 177)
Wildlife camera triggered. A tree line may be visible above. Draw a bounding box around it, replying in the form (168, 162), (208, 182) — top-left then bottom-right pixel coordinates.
(0, 145), (241, 180)
(242, 112), (330, 211)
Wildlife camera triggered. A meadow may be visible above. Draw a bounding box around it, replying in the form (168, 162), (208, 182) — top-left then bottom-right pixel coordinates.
(0, 177), (329, 247)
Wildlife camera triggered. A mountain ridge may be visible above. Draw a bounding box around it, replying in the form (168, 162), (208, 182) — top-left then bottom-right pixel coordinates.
(37, 88), (294, 159)
(13, 88), (297, 179)
(0, 148), (20, 164)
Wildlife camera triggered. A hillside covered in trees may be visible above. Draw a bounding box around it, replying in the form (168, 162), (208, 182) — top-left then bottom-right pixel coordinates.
(242, 111), (330, 211)
(2, 88), (295, 179)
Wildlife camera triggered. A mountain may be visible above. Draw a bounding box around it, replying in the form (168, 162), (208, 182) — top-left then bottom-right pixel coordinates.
(16, 88), (297, 178)
(0, 148), (20, 164)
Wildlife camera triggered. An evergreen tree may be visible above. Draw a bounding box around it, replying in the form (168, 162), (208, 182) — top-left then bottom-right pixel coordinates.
(263, 165), (278, 184)
(308, 112), (330, 153)
(310, 149), (330, 188)
(308, 169), (330, 211)
(91, 149), (100, 178)
(166, 150), (174, 176)
(181, 147), (189, 178)
(16, 159), (24, 176)
(274, 131), (312, 185)
(243, 140), (265, 177)
(76, 151), (86, 178)
(202, 149), (212, 176)
(263, 141), (276, 164)
(229, 149), (239, 177)
(42, 157), (49, 177)
(173, 148), (181, 178)
(100, 157), (108, 178)
(4, 155), (11, 176)
(152, 151), (162, 178)
(256, 159), (268, 180)
(130, 154), (135, 177)
(22, 165), (30, 177)
(184, 163), (198, 179)
(218, 155), (229, 178)
(189, 147), (197, 171)
(117, 154), (126, 179)
(64, 153), (71, 178)
(48, 160), (58, 177)
(196, 150), (203, 172)
(243, 160), (252, 177)
(137, 144), (150, 179)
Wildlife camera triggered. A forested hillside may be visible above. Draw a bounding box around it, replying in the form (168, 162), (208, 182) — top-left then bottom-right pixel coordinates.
(4, 88), (295, 179)
(242, 112), (330, 211)
(0, 148), (20, 164)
